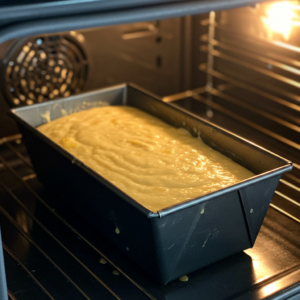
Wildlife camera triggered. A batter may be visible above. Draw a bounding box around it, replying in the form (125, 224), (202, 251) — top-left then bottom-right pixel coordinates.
(37, 106), (254, 212)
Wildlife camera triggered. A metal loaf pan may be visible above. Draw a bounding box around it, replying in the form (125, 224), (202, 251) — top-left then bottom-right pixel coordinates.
(10, 84), (293, 284)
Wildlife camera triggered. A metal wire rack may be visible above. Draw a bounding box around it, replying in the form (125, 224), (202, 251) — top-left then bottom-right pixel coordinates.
(164, 88), (300, 224)
(1, 129), (300, 299)
(163, 8), (300, 225)
(0, 135), (158, 300)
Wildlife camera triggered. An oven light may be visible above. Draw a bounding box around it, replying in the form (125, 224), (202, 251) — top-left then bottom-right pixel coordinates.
(262, 1), (296, 40)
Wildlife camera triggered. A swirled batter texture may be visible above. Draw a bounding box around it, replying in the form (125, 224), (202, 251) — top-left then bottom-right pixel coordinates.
(37, 106), (254, 212)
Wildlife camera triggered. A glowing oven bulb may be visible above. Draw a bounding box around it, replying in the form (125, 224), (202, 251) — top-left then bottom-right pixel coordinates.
(262, 1), (296, 40)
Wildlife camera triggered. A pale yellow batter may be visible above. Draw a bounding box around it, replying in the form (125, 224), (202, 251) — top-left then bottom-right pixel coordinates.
(37, 106), (254, 212)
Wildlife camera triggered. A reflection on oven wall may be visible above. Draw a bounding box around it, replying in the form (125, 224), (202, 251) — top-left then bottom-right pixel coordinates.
(0, 18), (186, 138)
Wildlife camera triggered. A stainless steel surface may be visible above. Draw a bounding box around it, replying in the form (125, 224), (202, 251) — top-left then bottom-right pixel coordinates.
(0, 19), (183, 137)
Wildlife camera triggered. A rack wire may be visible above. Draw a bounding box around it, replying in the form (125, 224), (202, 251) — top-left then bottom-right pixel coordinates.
(0, 136), (157, 300)
(1, 130), (300, 299)
(164, 8), (300, 224)
(163, 87), (300, 224)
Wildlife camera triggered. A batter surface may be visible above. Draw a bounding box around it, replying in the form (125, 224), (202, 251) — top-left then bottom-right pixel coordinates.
(37, 106), (254, 212)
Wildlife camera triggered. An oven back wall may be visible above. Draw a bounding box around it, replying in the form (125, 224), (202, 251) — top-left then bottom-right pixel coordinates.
(0, 18), (184, 138)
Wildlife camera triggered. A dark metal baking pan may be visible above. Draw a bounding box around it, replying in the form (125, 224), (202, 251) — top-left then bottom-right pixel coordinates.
(9, 83), (293, 284)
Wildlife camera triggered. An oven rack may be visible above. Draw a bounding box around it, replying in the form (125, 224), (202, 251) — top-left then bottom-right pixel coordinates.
(163, 87), (300, 224)
(0, 135), (157, 300)
(164, 8), (300, 224)
(200, 12), (300, 134)
(1, 132), (300, 299)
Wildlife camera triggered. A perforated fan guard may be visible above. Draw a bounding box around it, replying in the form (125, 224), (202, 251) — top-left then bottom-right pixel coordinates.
(2, 33), (88, 107)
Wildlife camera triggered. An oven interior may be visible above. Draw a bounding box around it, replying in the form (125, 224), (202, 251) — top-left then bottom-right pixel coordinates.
(1, 1), (300, 299)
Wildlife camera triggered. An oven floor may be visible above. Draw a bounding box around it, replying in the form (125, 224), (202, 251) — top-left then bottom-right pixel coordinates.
(1, 139), (300, 300)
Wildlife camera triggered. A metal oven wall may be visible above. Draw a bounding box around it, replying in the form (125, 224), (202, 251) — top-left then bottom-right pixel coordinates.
(0, 18), (184, 138)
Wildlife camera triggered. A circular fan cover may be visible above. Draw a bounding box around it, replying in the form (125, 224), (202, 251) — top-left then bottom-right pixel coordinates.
(3, 34), (88, 106)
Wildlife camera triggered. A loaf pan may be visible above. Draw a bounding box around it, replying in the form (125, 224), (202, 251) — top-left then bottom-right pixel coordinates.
(9, 84), (293, 284)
